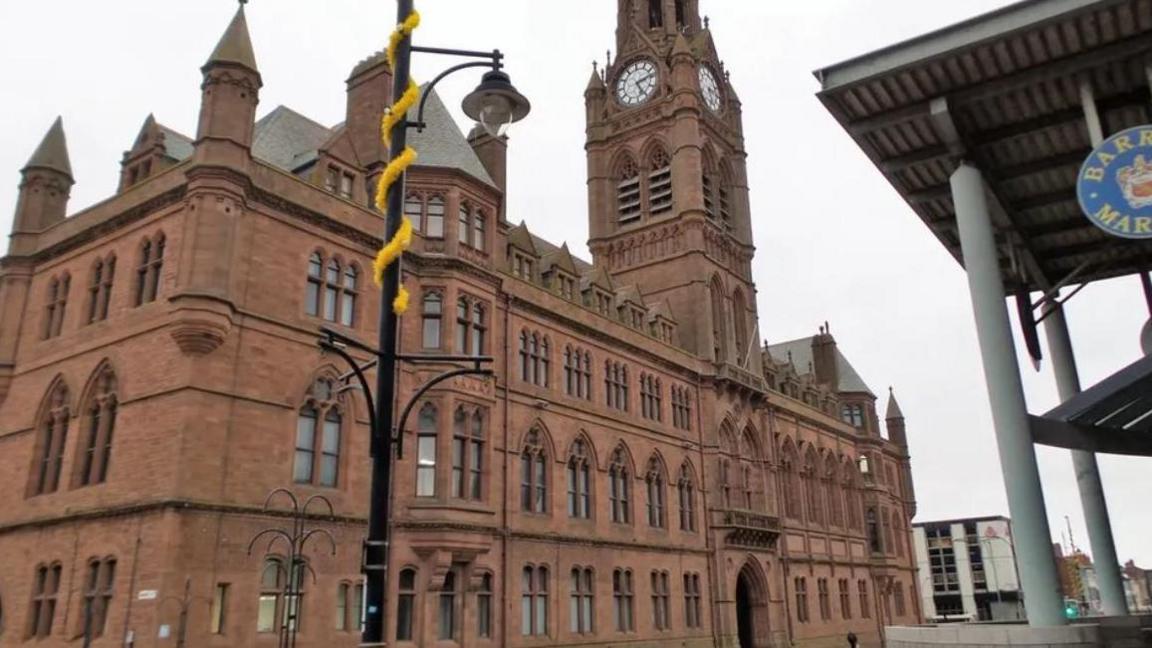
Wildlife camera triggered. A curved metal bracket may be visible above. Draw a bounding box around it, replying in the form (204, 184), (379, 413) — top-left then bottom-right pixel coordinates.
(319, 338), (381, 456)
(411, 61), (498, 132)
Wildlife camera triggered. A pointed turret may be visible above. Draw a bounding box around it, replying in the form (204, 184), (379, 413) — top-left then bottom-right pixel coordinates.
(195, 5), (262, 159)
(11, 118), (74, 251)
(886, 387), (908, 446)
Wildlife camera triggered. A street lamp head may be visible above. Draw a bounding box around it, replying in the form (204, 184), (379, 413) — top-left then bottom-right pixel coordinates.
(462, 70), (531, 138)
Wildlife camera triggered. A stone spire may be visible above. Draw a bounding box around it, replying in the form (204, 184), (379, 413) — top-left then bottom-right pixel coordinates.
(886, 387), (907, 446)
(23, 116), (73, 180)
(885, 387), (905, 420)
(204, 5), (258, 72)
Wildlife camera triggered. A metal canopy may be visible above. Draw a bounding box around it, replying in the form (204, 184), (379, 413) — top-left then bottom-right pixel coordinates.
(814, 0), (1152, 293)
(1030, 355), (1152, 455)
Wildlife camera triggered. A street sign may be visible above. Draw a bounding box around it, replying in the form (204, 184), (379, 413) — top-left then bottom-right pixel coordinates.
(136, 590), (158, 601)
(1077, 125), (1152, 239)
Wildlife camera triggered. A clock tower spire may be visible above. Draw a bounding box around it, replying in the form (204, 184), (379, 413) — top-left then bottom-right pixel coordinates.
(587, 3), (758, 372)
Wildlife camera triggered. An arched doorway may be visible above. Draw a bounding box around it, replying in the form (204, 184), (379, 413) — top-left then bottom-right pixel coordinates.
(736, 562), (770, 648)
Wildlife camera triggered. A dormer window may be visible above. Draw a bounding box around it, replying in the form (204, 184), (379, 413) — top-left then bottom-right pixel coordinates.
(841, 403), (865, 427)
(405, 193), (446, 238)
(556, 274), (576, 300)
(457, 203), (488, 252)
(339, 172), (353, 200)
(324, 165), (355, 200)
(630, 308), (645, 330)
(512, 252), (535, 280)
(596, 292), (613, 316)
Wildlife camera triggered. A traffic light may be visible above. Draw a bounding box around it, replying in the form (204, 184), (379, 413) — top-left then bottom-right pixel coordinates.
(1063, 598), (1079, 619)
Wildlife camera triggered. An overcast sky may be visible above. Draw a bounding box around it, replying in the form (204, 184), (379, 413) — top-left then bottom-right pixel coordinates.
(1, 1), (1148, 566)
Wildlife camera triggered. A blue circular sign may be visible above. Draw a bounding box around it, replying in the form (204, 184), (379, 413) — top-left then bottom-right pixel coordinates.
(1077, 125), (1152, 239)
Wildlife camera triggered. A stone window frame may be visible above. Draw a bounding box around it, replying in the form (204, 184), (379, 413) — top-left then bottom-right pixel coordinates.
(614, 153), (642, 225)
(257, 556), (307, 635)
(677, 462), (697, 532)
(683, 573), (702, 628)
(77, 556), (117, 639)
(608, 445), (632, 525)
(73, 363), (118, 488)
(612, 568), (634, 632)
(305, 251), (360, 327)
(450, 404), (486, 502)
(415, 402), (439, 497)
(520, 427), (550, 515)
(604, 361), (629, 412)
(817, 577), (831, 621)
(566, 436), (593, 520)
(134, 232), (165, 307)
(26, 562), (62, 639)
(858, 579), (871, 619)
(294, 374), (346, 489)
(438, 569), (459, 641)
(86, 254), (116, 325)
(794, 577), (809, 623)
(639, 373), (662, 422)
(403, 192), (446, 238)
(521, 564), (549, 637)
(456, 201), (489, 252)
(454, 295), (487, 357)
(43, 273), (70, 340)
(421, 290), (445, 350)
(644, 455), (667, 529)
(650, 570), (671, 631)
(395, 567), (418, 641)
(335, 580), (364, 632)
(563, 346), (593, 401)
(645, 145), (673, 217)
(671, 386), (692, 431)
(29, 379), (70, 497)
(476, 572), (493, 638)
(569, 566), (595, 634)
(838, 578), (852, 619)
(518, 330), (550, 388)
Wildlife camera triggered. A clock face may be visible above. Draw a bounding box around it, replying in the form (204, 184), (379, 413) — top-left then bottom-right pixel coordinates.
(699, 65), (722, 112)
(615, 59), (658, 107)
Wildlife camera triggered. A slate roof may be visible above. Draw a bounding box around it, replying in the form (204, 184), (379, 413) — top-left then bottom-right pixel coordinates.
(206, 6), (258, 71)
(408, 88), (496, 188)
(766, 336), (875, 396)
(530, 234), (593, 274)
(252, 106), (332, 172)
(25, 117), (72, 178)
(158, 125), (194, 162)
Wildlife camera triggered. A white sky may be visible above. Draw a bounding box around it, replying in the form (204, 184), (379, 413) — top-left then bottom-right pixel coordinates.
(1, 1), (1148, 566)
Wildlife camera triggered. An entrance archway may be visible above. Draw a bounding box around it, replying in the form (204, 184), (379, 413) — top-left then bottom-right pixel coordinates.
(735, 561), (770, 648)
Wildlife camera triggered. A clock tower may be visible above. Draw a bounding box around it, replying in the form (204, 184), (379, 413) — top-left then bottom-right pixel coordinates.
(586, 0), (759, 372)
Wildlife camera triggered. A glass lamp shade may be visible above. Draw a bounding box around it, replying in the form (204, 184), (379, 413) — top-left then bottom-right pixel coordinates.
(462, 70), (531, 138)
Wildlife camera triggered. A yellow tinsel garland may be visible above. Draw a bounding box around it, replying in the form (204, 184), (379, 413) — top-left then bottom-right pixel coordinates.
(371, 9), (423, 315)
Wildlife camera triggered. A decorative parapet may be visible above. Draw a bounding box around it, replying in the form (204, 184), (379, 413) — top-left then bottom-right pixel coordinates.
(714, 509), (781, 550)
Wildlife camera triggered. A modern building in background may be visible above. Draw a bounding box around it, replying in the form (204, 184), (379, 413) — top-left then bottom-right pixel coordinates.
(913, 517), (1024, 623)
(0, 2), (920, 648)
(1123, 561), (1152, 614)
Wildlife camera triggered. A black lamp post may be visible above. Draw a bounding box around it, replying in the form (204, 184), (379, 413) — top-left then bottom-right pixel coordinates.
(319, 3), (530, 647)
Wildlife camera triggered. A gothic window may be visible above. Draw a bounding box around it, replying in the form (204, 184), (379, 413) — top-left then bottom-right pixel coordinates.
(521, 429), (548, 514)
(674, 0), (686, 27)
(818, 578), (831, 621)
(605, 361), (629, 411)
(341, 265), (358, 326)
(521, 565), (549, 636)
(732, 289), (749, 365)
(651, 571), (671, 631)
(426, 195), (446, 238)
(477, 573), (492, 638)
(135, 233), (164, 306)
(841, 403), (865, 427)
(866, 508), (881, 554)
(323, 260), (340, 321)
(76, 365), (117, 487)
(645, 457), (666, 528)
(396, 569), (416, 641)
(683, 573), (702, 628)
(566, 438), (592, 519)
(511, 251), (535, 279)
(43, 274), (69, 339)
(473, 210), (486, 251)
(306, 253), (323, 316)
(858, 580), (871, 619)
(642, 374), (662, 422)
(27, 563), (62, 639)
(804, 450), (824, 525)
(883, 507), (896, 555)
(458, 203), (471, 245)
(294, 377), (342, 487)
(451, 406), (485, 501)
(794, 577), (809, 623)
(718, 166), (733, 228)
(839, 578), (852, 619)
(671, 386), (692, 431)
(616, 157), (641, 224)
(709, 277), (726, 362)
(826, 456), (843, 527)
(404, 193), (424, 232)
(416, 403), (438, 496)
(30, 381), (70, 496)
(609, 447), (631, 524)
(894, 582), (906, 617)
(612, 569), (634, 632)
(335, 581), (364, 632)
(742, 464), (754, 510)
(456, 298), (469, 354)
(86, 256), (115, 324)
(258, 558), (306, 634)
(457, 203), (487, 252)
(305, 253), (358, 326)
(780, 442), (800, 520)
(647, 147), (673, 216)
(844, 462), (862, 530)
(519, 330), (550, 387)
(647, 0), (662, 28)
(81, 557), (116, 638)
(702, 156), (717, 220)
(569, 567), (594, 634)
(564, 347), (593, 399)
(719, 458), (732, 508)
(438, 570), (458, 640)
(677, 463), (696, 532)
(422, 292), (443, 349)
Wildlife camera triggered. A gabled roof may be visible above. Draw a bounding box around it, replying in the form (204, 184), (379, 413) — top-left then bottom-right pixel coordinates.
(24, 117), (72, 178)
(647, 300), (675, 323)
(540, 243), (580, 277)
(766, 336), (875, 396)
(530, 234), (593, 274)
(580, 264), (614, 292)
(507, 221), (539, 255)
(615, 284), (646, 308)
(205, 6), (258, 72)
(252, 106), (333, 172)
(408, 87), (496, 188)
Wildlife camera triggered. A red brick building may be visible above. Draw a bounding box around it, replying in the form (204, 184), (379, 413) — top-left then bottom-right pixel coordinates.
(0, 2), (919, 648)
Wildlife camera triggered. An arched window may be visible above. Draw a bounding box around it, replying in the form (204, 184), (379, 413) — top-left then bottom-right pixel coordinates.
(404, 193), (425, 232)
(43, 274), (70, 339)
(617, 156), (642, 224)
(426, 195), (446, 238)
(396, 569), (417, 641)
(674, 0), (686, 27)
(709, 277), (726, 362)
(609, 447), (631, 524)
(451, 406), (485, 500)
(570, 567), (594, 634)
(473, 210), (486, 251)
(645, 456), (666, 528)
(521, 565), (549, 636)
(422, 293), (443, 349)
(866, 508), (881, 554)
(135, 234), (164, 306)
(455, 298), (486, 356)
(647, 147), (673, 216)
(295, 377), (342, 488)
(671, 386), (692, 431)
(81, 557), (117, 638)
(258, 557), (305, 634)
(826, 456), (843, 528)
(86, 256), (115, 324)
(612, 569), (635, 631)
(305, 253), (323, 316)
(732, 289), (749, 365)
(719, 458), (732, 508)
(342, 265), (358, 326)
(883, 507), (895, 555)
(605, 361), (629, 411)
(640, 374), (662, 422)
(416, 403), (438, 496)
(677, 463), (696, 532)
(684, 573), (703, 628)
(780, 442), (800, 520)
(742, 464), (754, 510)
(804, 450), (824, 525)
(477, 573), (492, 638)
(647, 0), (663, 28)
(471, 303), (486, 356)
(844, 463), (862, 530)
(651, 571), (670, 631)
(520, 331), (549, 387)
(323, 260), (340, 321)
(458, 203), (471, 245)
(521, 429), (548, 514)
(27, 563), (62, 639)
(31, 381), (70, 495)
(566, 438), (592, 519)
(76, 365), (117, 487)
(438, 570), (458, 640)
(335, 581), (364, 632)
